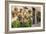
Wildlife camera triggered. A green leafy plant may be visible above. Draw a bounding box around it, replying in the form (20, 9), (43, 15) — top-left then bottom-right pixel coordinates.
(11, 19), (32, 28)
(20, 18), (32, 27)
(28, 19), (32, 27)
(11, 20), (20, 28)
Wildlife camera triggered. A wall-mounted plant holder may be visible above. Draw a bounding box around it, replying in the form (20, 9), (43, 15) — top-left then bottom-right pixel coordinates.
(5, 0), (45, 34)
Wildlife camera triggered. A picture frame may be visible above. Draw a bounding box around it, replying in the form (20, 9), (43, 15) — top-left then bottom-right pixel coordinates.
(5, 0), (45, 34)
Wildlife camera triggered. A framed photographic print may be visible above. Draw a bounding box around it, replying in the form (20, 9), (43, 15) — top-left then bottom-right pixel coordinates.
(5, 0), (45, 34)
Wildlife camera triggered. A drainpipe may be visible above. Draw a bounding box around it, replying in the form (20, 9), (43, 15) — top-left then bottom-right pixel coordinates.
(32, 7), (35, 24)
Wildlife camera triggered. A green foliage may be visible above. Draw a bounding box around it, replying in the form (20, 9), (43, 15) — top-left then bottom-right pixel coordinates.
(11, 20), (20, 28)
(20, 22), (30, 27)
(11, 18), (32, 28)
(28, 19), (32, 27)
(23, 19), (32, 27)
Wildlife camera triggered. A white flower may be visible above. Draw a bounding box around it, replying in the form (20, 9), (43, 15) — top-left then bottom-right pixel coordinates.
(12, 16), (18, 22)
